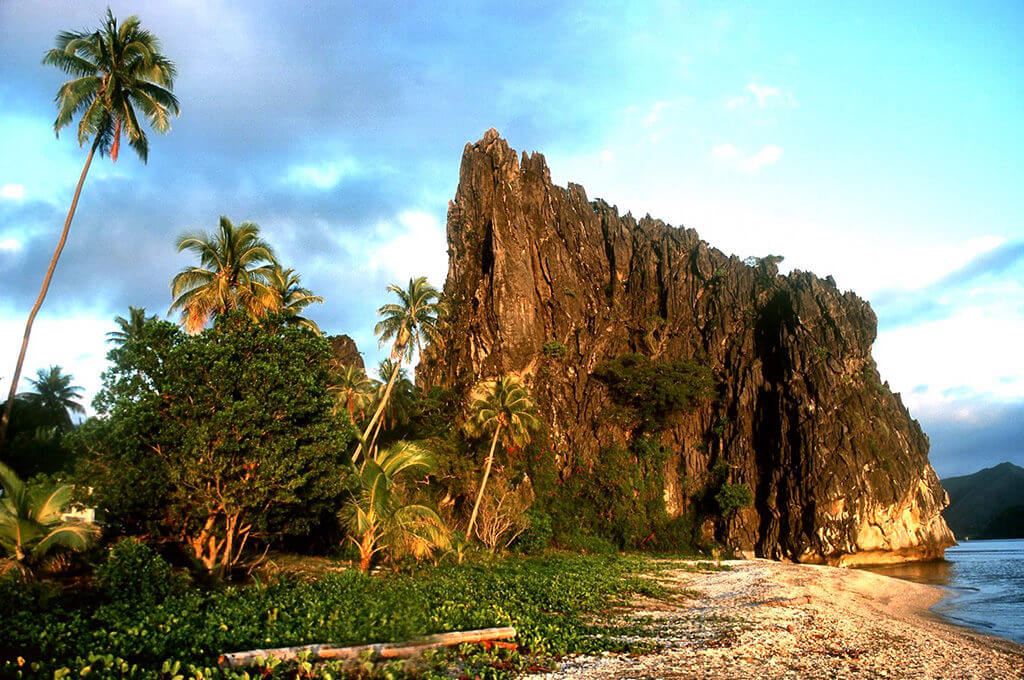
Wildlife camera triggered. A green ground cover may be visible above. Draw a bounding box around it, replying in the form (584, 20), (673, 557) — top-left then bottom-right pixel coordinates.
(0, 553), (674, 680)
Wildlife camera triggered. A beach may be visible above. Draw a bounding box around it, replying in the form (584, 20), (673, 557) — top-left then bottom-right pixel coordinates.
(529, 559), (1024, 680)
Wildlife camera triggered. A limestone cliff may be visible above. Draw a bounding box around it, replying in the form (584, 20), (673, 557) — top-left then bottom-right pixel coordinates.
(418, 130), (954, 564)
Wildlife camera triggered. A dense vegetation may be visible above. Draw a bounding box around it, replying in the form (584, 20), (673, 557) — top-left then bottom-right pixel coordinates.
(0, 546), (667, 679)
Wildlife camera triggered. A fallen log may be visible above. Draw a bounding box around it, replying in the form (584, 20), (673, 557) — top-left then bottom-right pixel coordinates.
(218, 626), (518, 669)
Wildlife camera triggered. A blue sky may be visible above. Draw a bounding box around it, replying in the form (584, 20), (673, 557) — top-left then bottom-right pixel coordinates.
(1, 1), (1022, 477)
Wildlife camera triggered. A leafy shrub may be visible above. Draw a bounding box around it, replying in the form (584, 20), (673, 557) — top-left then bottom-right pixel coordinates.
(557, 533), (618, 554)
(514, 507), (553, 553)
(591, 353), (715, 430)
(715, 482), (754, 517)
(95, 539), (183, 605)
(541, 340), (567, 359)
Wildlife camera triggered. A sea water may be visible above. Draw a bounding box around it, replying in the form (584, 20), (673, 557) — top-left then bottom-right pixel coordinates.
(863, 538), (1024, 644)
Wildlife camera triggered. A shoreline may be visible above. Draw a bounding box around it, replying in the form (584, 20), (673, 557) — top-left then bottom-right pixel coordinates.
(528, 558), (1024, 679)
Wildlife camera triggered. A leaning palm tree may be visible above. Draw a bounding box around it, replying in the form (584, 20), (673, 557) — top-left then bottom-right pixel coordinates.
(0, 462), (99, 579)
(2, 10), (179, 450)
(344, 441), (449, 572)
(169, 216), (280, 333)
(364, 361), (416, 454)
(106, 306), (158, 345)
(267, 266), (324, 334)
(352, 277), (444, 463)
(464, 376), (540, 538)
(330, 365), (377, 423)
(22, 366), (85, 432)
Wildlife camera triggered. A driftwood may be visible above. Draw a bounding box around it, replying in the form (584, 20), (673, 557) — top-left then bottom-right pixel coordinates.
(218, 626), (517, 669)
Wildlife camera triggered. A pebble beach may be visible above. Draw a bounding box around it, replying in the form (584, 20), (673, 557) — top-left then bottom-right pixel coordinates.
(528, 559), (1024, 680)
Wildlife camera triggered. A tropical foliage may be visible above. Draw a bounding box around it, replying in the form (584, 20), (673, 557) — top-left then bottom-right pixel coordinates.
(169, 216), (280, 333)
(344, 441), (448, 572)
(464, 376), (539, 537)
(267, 266), (324, 333)
(329, 364), (376, 422)
(353, 276), (444, 462)
(20, 365), (85, 432)
(107, 306), (158, 346)
(78, 312), (351, 575)
(1, 10), (179, 450)
(0, 462), (98, 578)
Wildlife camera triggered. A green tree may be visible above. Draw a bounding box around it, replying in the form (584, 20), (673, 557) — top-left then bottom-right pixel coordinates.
(344, 441), (448, 572)
(169, 217), (280, 333)
(1, 10), (179, 450)
(464, 376), (540, 537)
(267, 266), (324, 334)
(79, 312), (351, 575)
(0, 462), (98, 579)
(353, 277), (444, 462)
(330, 364), (377, 423)
(22, 366), (85, 432)
(107, 306), (158, 346)
(592, 353), (715, 430)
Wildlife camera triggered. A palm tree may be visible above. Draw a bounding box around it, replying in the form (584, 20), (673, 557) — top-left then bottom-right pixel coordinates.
(22, 366), (85, 432)
(352, 277), (444, 463)
(1, 10), (179, 450)
(464, 376), (539, 538)
(344, 441), (448, 572)
(0, 462), (99, 579)
(169, 216), (280, 333)
(107, 306), (158, 345)
(364, 360), (416, 454)
(267, 266), (324, 334)
(330, 365), (377, 423)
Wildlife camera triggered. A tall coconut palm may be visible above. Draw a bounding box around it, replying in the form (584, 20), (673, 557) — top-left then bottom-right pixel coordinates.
(22, 366), (85, 432)
(106, 306), (158, 345)
(169, 216), (280, 333)
(365, 360), (416, 453)
(2, 10), (179, 450)
(464, 376), (539, 537)
(330, 365), (377, 423)
(267, 266), (324, 334)
(344, 441), (448, 572)
(0, 462), (99, 579)
(352, 277), (444, 463)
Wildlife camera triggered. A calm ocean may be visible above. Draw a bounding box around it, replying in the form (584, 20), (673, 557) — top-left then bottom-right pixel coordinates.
(863, 538), (1024, 644)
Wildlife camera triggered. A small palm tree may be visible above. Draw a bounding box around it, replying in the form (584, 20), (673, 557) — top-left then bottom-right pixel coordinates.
(22, 366), (85, 432)
(107, 306), (158, 345)
(268, 266), (324, 334)
(169, 216), (280, 333)
(331, 365), (377, 423)
(352, 277), (444, 462)
(344, 442), (448, 572)
(464, 376), (540, 537)
(0, 462), (99, 578)
(2, 9), (179, 449)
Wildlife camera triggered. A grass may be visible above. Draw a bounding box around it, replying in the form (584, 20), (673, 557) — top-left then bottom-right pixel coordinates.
(0, 552), (703, 680)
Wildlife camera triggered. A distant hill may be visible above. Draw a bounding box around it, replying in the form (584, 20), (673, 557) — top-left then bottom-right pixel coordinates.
(942, 462), (1024, 539)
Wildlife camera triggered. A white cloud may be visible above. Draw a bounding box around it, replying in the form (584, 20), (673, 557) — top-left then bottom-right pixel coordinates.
(726, 83), (793, 110)
(711, 143), (783, 173)
(0, 183), (25, 200)
(282, 158), (361, 190)
(366, 210), (448, 284)
(600, 150), (616, 164)
(0, 237), (21, 253)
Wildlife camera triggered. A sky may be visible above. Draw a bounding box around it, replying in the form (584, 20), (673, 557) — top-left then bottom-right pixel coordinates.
(1, 1), (1022, 478)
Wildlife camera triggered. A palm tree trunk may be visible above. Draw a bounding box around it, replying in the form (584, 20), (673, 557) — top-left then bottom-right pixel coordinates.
(467, 424), (502, 538)
(0, 138), (98, 454)
(352, 359), (401, 464)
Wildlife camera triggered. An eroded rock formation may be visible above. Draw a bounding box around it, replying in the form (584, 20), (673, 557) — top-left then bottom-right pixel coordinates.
(418, 129), (954, 564)
(327, 334), (363, 370)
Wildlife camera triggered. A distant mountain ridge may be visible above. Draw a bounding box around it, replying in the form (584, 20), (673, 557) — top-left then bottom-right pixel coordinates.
(942, 462), (1024, 539)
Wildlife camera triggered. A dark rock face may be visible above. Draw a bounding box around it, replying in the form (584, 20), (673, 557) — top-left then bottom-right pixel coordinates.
(326, 334), (363, 370)
(418, 130), (954, 564)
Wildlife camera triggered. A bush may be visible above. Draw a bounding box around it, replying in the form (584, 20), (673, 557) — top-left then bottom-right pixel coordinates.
(541, 340), (567, 360)
(515, 507), (553, 553)
(96, 539), (184, 605)
(592, 353), (715, 430)
(557, 533), (618, 554)
(715, 482), (754, 517)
